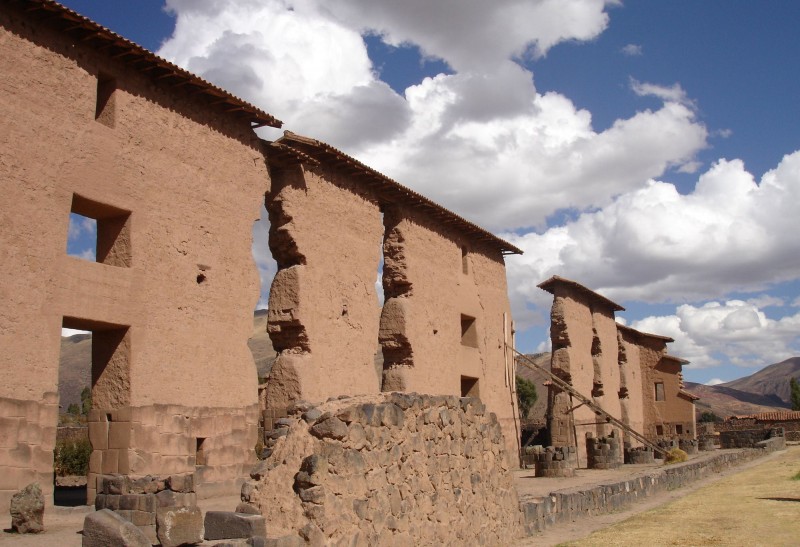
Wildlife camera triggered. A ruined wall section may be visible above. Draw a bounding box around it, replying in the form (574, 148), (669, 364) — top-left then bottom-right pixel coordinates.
(547, 290), (597, 467)
(0, 6), (266, 507)
(244, 394), (523, 545)
(637, 339), (669, 440)
(654, 357), (696, 439)
(264, 163), (383, 413)
(617, 330), (645, 447)
(589, 306), (622, 448)
(378, 207), (518, 459)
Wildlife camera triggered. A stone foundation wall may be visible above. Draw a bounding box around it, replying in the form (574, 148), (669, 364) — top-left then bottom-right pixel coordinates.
(720, 428), (784, 450)
(0, 394), (58, 513)
(244, 393), (523, 545)
(87, 404), (258, 503)
(520, 445), (785, 535)
(679, 438), (699, 454)
(624, 446), (655, 464)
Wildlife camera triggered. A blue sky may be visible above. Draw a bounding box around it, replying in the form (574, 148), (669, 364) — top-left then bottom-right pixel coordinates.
(61, 0), (800, 386)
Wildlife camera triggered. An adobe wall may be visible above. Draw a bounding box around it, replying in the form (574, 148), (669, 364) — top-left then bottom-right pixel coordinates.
(379, 205), (519, 460)
(652, 357), (696, 439)
(617, 329), (645, 447)
(635, 338), (668, 440)
(0, 5), (265, 509)
(244, 393), (523, 545)
(263, 162), (383, 411)
(546, 287), (621, 467)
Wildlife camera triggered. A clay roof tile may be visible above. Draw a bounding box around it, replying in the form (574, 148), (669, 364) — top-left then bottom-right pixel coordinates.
(537, 276), (624, 311)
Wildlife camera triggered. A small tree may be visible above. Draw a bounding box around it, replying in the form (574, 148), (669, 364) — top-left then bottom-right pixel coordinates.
(80, 386), (92, 416)
(790, 377), (800, 411)
(66, 403), (80, 417)
(699, 411), (719, 423)
(516, 375), (538, 420)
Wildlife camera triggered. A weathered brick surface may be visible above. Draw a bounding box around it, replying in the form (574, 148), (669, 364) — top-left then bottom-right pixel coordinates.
(533, 446), (577, 477)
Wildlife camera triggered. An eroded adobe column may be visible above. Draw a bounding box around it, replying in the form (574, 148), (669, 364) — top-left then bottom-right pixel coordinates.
(547, 295), (575, 448)
(264, 165), (313, 415)
(379, 207), (414, 391)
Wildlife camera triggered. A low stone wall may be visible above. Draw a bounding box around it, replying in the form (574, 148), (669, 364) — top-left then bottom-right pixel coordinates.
(624, 446), (655, 465)
(719, 428), (784, 449)
(243, 393), (523, 545)
(520, 444), (783, 535)
(679, 438), (699, 454)
(0, 393), (58, 513)
(534, 446), (577, 477)
(586, 431), (621, 469)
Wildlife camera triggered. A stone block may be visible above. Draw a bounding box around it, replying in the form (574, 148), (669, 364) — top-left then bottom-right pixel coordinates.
(102, 449), (120, 474)
(204, 511), (267, 540)
(167, 473), (194, 493)
(156, 505), (204, 547)
(109, 422), (132, 450)
(10, 482), (44, 534)
(89, 420), (109, 451)
(82, 509), (150, 547)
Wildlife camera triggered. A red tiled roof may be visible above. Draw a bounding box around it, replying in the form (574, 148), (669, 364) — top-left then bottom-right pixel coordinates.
(537, 276), (624, 311)
(728, 411), (800, 422)
(271, 132), (524, 256)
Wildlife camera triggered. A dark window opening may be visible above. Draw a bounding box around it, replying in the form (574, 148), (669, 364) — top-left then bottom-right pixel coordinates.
(460, 314), (478, 348)
(461, 376), (480, 399)
(676, 424), (683, 435)
(655, 382), (665, 402)
(656, 425), (664, 436)
(69, 194), (132, 267)
(196, 438), (207, 467)
(95, 73), (117, 127)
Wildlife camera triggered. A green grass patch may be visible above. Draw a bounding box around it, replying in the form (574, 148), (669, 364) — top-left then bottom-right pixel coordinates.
(791, 470), (800, 481)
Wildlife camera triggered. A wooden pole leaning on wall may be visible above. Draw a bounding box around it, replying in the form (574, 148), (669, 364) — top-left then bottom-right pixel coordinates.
(510, 347), (668, 458)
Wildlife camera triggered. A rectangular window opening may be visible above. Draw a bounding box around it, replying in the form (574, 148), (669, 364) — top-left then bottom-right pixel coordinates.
(461, 246), (469, 275)
(461, 376), (480, 399)
(654, 382), (665, 402)
(95, 73), (117, 127)
(676, 424), (683, 435)
(68, 194), (132, 267)
(460, 314), (478, 348)
(196, 438), (207, 467)
(655, 424), (664, 436)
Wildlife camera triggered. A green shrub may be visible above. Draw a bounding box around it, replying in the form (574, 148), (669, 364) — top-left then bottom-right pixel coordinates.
(664, 447), (688, 464)
(54, 438), (91, 476)
(791, 471), (800, 481)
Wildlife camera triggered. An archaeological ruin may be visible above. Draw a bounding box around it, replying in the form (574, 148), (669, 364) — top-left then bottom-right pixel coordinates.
(0, 0), (522, 526)
(538, 276), (698, 470)
(2, 1), (789, 545)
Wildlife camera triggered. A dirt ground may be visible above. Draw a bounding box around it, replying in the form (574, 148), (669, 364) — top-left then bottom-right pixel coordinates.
(521, 445), (800, 547)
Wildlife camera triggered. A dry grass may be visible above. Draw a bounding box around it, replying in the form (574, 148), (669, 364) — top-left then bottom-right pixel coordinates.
(562, 445), (800, 547)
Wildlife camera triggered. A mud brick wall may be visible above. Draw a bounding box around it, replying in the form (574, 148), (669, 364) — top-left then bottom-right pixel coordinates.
(244, 393), (523, 545)
(0, 394), (59, 512)
(87, 404), (258, 503)
(0, 3), (267, 514)
(520, 446), (784, 535)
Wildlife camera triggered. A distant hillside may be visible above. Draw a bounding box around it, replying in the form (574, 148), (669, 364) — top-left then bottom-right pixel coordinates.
(720, 356), (800, 406)
(684, 381), (789, 418)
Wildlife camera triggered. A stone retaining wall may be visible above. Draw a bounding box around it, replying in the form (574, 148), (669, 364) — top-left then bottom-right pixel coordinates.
(719, 427), (783, 449)
(243, 393), (523, 545)
(520, 444), (783, 535)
